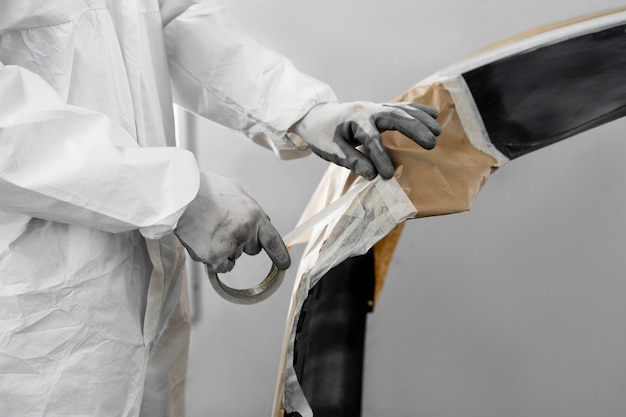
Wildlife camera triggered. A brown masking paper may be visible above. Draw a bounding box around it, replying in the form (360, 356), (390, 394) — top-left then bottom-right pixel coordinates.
(373, 83), (499, 302)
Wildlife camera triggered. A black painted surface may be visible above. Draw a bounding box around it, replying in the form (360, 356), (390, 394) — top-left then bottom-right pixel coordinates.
(288, 252), (375, 417)
(464, 24), (626, 159)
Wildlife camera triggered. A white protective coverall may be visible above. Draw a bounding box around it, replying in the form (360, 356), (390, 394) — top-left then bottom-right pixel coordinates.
(0, 0), (335, 415)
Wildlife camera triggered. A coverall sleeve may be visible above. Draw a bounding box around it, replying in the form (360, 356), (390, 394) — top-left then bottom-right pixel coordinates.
(0, 62), (200, 239)
(160, 0), (338, 159)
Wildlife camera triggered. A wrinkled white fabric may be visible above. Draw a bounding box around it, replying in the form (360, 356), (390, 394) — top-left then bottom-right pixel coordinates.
(164, 0), (336, 159)
(0, 0), (335, 415)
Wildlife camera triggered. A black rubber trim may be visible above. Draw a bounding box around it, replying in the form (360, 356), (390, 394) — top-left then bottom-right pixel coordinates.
(289, 251), (375, 417)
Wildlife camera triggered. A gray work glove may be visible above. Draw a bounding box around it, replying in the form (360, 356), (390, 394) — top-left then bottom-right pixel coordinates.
(175, 172), (290, 274)
(291, 101), (441, 180)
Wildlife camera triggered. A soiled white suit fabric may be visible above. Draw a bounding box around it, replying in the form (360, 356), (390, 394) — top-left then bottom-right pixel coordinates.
(0, 1), (335, 416)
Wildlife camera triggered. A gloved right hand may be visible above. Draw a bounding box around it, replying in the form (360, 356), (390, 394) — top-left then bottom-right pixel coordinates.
(174, 172), (290, 274)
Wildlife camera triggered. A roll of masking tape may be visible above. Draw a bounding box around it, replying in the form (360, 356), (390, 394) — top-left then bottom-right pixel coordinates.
(206, 263), (285, 305)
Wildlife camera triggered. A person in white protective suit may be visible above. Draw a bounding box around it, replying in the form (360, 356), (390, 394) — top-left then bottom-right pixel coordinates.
(0, 1), (441, 415)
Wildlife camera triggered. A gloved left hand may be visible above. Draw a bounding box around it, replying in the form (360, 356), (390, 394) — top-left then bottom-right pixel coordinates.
(291, 101), (441, 180)
(174, 172), (290, 274)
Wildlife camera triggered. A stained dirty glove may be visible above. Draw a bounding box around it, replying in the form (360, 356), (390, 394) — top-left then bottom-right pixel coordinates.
(291, 101), (441, 180)
(175, 172), (290, 274)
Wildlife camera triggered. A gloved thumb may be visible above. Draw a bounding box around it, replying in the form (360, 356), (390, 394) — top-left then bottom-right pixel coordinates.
(258, 221), (291, 270)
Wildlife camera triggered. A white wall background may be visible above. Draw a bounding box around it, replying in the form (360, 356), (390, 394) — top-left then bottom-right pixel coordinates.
(181, 1), (626, 416)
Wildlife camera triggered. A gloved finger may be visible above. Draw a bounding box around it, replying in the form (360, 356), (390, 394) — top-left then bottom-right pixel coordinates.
(384, 102), (439, 120)
(258, 221), (291, 270)
(230, 244), (245, 262)
(352, 123), (395, 179)
(207, 257), (235, 274)
(243, 239), (262, 256)
(309, 139), (378, 180)
(374, 107), (440, 150)
(381, 103), (442, 138)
